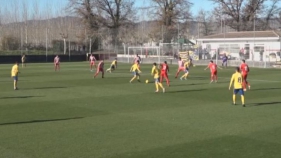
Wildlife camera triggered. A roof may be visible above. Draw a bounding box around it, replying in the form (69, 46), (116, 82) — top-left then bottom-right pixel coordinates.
(201, 30), (280, 39)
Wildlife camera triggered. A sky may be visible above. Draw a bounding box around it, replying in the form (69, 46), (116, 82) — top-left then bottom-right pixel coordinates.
(0, 0), (213, 17)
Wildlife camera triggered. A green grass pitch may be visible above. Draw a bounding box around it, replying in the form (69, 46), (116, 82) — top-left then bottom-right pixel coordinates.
(1, 62), (281, 158)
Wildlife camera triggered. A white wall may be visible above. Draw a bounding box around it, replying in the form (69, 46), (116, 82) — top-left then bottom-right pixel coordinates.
(200, 40), (281, 62)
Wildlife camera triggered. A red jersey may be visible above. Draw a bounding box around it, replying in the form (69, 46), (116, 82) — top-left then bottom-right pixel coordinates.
(161, 63), (169, 73)
(240, 63), (249, 75)
(208, 63), (217, 72)
(98, 61), (104, 69)
(178, 60), (184, 68)
(90, 56), (96, 62)
(54, 57), (60, 64)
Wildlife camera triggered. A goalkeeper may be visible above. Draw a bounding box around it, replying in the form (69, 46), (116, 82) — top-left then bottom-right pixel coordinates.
(106, 58), (117, 73)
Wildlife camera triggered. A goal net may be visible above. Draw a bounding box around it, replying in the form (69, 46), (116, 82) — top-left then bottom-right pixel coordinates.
(127, 46), (160, 63)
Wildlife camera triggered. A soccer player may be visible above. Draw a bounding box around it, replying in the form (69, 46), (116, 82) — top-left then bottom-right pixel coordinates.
(160, 61), (170, 86)
(21, 54), (26, 68)
(133, 54), (141, 64)
(175, 57), (185, 78)
(130, 60), (141, 83)
(151, 63), (165, 93)
(180, 59), (191, 80)
(54, 55), (60, 71)
(204, 60), (222, 83)
(106, 58), (117, 73)
(11, 62), (19, 90)
(229, 67), (245, 107)
(240, 59), (250, 91)
(89, 54), (96, 71)
(222, 53), (228, 68)
(94, 60), (104, 78)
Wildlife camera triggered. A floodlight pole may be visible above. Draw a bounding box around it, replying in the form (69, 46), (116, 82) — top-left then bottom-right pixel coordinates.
(46, 27), (48, 62)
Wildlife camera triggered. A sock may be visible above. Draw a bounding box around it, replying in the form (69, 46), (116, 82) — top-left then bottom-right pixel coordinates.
(233, 94), (236, 104)
(185, 74), (189, 79)
(130, 76), (136, 82)
(180, 74), (185, 79)
(158, 83), (164, 90)
(155, 83), (159, 91)
(137, 76), (140, 80)
(166, 77), (170, 85)
(14, 81), (16, 89)
(241, 95), (245, 105)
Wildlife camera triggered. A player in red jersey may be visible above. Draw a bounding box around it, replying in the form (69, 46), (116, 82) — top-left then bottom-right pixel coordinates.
(204, 60), (222, 83)
(160, 61), (170, 86)
(89, 54), (96, 71)
(94, 60), (104, 78)
(240, 59), (250, 91)
(54, 55), (60, 71)
(175, 57), (185, 78)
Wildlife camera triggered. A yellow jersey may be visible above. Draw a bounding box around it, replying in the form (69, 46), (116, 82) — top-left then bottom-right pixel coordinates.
(151, 66), (160, 79)
(130, 64), (140, 72)
(11, 64), (19, 77)
(184, 61), (190, 69)
(229, 72), (243, 89)
(111, 60), (117, 66)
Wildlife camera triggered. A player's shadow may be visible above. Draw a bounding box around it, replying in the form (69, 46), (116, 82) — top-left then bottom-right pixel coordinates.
(0, 117), (83, 126)
(172, 83), (208, 87)
(189, 77), (207, 80)
(250, 87), (281, 91)
(167, 89), (207, 93)
(250, 102), (281, 106)
(0, 96), (43, 99)
(25, 86), (66, 90)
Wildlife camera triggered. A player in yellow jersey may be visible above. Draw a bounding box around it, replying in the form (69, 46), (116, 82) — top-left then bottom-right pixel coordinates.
(106, 58), (117, 73)
(21, 54), (26, 68)
(151, 63), (165, 93)
(229, 67), (245, 107)
(11, 62), (19, 90)
(180, 60), (191, 80)
(130, 60), (141, 83)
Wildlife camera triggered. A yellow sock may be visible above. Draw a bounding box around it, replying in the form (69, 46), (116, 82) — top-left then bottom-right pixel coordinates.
(137, 76), (140, 80)
(233, 94), (236, 104)
(155, 83), (159, 91)
(241, 95), (245, 105)
(158, 83), (164, 89)
(130, 76), (136, 82)
(185, 74), (189, 79)
(180, 74), (185, 79)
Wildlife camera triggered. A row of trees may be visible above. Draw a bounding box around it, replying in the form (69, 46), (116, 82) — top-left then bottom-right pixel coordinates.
(0, 0), (280, 52)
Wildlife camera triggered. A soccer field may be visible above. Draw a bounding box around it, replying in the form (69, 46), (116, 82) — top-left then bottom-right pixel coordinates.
(1, 62), (281, 158)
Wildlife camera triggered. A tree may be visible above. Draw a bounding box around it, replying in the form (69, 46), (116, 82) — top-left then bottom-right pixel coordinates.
(151, 0), (192, 43)
(68, 0), (135, 49)
(210, 0), (281, 31)
(259, 0), (281, 30)
(197, 9), (215, 37)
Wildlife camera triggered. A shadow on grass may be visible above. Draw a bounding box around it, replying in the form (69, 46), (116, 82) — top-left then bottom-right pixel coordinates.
(0, 117), (83, 126)
(24, 86), (66, 90)
(167, 89), (207, 93)
(0, 96), (44, 99)
(250, 88), (281, 91)
(250, 102), (281, 106)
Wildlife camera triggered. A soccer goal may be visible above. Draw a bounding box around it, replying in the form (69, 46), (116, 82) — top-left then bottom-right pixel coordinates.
(127, 46), (160, 63)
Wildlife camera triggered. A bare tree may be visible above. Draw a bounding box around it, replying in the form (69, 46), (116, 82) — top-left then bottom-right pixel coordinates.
(68, 0), (136, 50)
(210, 0), (281, 31)
(151, 0), (192, 43)
(259, 0), (281, 30)
(197, 9), (215, 37)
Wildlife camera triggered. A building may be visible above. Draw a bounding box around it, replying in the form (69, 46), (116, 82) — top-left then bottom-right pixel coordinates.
(197, 31), (281, 62)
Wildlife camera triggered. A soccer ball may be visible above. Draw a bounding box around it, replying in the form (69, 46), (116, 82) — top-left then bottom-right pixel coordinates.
(145, 80), (149, 84)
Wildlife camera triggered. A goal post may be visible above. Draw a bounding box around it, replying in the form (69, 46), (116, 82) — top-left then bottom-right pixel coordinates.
(127, 46), (160, 63)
